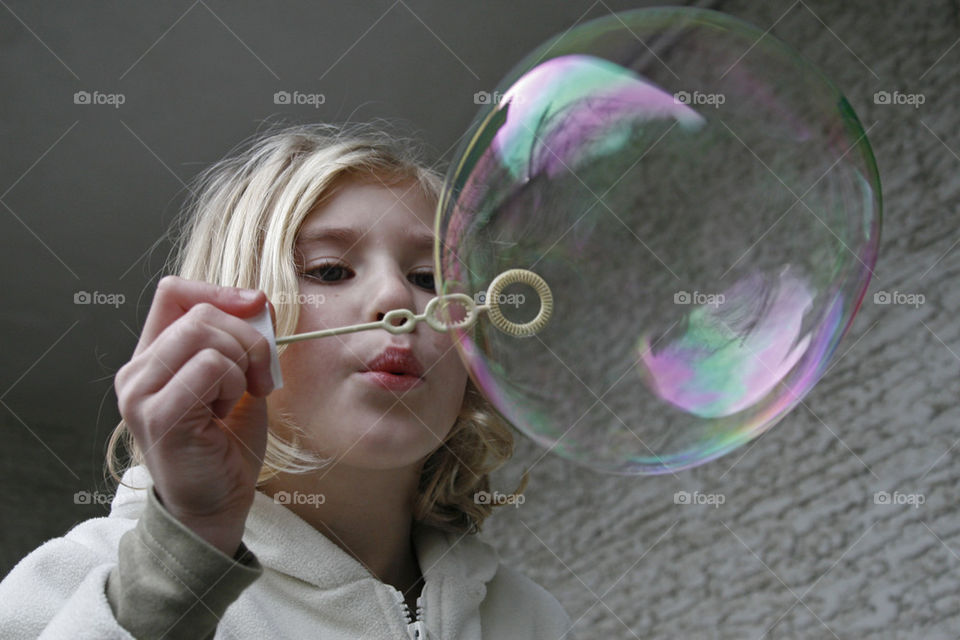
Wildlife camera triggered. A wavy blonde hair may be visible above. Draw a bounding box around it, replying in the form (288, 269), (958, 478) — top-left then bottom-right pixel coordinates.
(106, 121), (527, 534)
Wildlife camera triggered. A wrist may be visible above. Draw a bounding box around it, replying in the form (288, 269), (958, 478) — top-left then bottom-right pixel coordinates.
(173, 514), (245, 557)
(153, 490), (249, 557)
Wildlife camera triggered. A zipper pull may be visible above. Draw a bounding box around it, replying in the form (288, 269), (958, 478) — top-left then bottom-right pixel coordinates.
(409, 619), (426, 639)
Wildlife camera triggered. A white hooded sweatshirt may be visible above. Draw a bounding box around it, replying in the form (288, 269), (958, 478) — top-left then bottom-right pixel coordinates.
(0, 465), (573, 639)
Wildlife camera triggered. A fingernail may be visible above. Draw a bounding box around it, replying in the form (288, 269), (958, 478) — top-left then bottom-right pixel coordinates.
(237, 288), (260, 302)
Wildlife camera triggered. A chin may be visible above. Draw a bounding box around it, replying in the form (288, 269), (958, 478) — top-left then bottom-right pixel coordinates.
(327, 418), (445, 470)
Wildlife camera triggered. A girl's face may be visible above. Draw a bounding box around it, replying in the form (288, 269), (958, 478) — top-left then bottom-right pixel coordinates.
(269, 175), (468, 471)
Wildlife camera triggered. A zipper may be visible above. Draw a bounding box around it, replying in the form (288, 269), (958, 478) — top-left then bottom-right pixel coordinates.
(390, 586), (427, 639)
(410, 618), (426, 640)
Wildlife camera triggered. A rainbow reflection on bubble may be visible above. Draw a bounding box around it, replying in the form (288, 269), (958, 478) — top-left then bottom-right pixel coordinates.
(435, 7), (881, 475)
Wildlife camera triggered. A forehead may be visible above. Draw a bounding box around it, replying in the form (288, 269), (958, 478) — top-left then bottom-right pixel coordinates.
(296, 177), (436, 248)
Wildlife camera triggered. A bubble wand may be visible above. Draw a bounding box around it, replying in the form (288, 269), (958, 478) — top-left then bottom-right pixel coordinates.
(274, 268), (553, 344)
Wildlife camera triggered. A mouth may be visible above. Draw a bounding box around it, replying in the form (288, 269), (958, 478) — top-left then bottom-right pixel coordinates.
(360, 346), (426, 392)
(362, 346), (424, 377)
(358, 370), (425, 392)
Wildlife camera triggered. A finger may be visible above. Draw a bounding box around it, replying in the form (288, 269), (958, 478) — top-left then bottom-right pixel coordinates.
(143, 349), (247, 444)
(135, 276), (265, 358)
(136, 304), (274, 398)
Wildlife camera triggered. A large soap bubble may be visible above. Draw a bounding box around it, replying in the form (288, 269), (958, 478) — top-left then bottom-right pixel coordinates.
(434, 7), (881, 474)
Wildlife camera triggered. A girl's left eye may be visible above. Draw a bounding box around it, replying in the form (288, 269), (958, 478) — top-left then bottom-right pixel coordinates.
(303, 262), (435, 291)
(303, 262), (352, 282)
(409, 270), (435, 291)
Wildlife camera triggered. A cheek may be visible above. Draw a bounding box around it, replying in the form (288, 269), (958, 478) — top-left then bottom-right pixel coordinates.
(284, 303), (356, 374)
(432, 333), (467, 377)
(275, 338), (341, 409)
(432, 338), (469, 414)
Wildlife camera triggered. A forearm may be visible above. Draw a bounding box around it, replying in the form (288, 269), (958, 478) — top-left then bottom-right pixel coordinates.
(106, 487), (262, 640)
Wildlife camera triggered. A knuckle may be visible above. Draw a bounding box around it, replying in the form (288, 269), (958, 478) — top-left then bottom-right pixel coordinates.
(136, 396), (164, 437)
(114, 361), (130, 390)
(195, 347), (227, 375)
(115, 364), (140, 416)
(171, 316), (206, 344)
(188, 301), (219, 321)
(116, 391), (135, 421)
(155, 275), (181, 299)
(117, 390), (146, 433)
(225, 361), (246, 390)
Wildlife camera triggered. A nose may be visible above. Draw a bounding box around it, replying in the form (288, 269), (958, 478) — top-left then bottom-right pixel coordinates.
(368, 264), (418, 330)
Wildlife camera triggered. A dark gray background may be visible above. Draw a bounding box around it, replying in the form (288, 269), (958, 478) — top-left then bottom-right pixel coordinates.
(2, 1), (958, 637)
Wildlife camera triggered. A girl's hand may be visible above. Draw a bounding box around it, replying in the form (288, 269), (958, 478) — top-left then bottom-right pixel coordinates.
(114, 275), (277, 556)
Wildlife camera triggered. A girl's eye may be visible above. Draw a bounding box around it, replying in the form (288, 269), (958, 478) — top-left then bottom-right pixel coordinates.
(410, 270), (435, 291)
(302, 262), (435, 291)
(303, 262), (352, 283)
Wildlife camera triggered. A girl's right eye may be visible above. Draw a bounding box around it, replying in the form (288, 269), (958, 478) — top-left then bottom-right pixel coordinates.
(303, 261), (353, 283)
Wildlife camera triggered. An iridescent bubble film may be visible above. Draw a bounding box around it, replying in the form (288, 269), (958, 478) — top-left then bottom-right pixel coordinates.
(435, 7), (881, 474)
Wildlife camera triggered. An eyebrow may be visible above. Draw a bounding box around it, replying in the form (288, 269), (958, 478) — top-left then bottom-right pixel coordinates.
(296, 225), (435, 252)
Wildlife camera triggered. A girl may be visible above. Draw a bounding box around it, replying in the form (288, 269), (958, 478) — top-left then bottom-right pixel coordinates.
(0, 123), (573, 639)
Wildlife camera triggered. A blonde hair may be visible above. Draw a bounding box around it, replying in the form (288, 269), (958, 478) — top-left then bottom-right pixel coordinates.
(106, 120), (527, 534)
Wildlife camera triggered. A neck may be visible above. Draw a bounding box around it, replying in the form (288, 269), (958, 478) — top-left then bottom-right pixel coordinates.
(259, 462), (425, 598)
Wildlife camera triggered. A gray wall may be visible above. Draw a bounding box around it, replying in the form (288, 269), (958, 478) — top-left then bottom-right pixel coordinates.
(1, 1), (957, 637)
